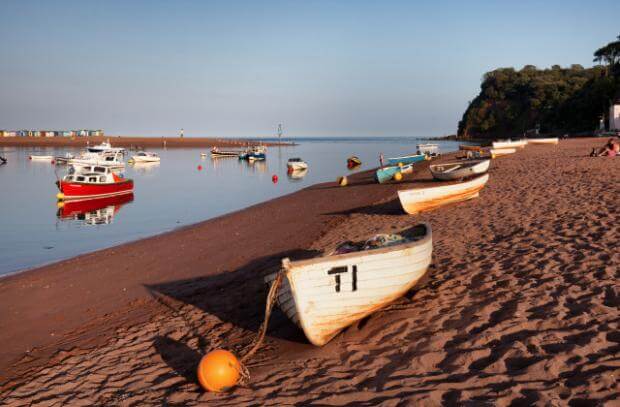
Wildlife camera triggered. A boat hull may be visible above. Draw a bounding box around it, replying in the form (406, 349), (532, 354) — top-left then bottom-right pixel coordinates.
(459, 144), (484, 152)
(386, 154), (426, 166)
(398, 173), (489, 214)
(287, 162), (308, 171)
(489, 148), (516, 158)
(492, 140), (527, 149)
(429, 159), (490, 181)
(527, 138), (559, 145)
(267, 223), (432, 346)
(58, 179), (134, 201)
(375, 164), (413, 184)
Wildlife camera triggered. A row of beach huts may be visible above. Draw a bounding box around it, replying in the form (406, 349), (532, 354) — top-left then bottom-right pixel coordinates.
(0, 129), (104, 138)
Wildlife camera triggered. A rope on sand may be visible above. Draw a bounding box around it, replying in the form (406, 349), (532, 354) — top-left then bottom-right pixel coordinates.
(238, 271), (284, 384)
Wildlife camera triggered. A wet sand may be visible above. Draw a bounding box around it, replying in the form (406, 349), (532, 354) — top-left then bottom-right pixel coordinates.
(1, 138), (618, 405)
(0, 136), (288, 149)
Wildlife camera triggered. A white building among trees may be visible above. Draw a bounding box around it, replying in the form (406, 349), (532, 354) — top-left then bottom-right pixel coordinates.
(610, 99), (620, 131)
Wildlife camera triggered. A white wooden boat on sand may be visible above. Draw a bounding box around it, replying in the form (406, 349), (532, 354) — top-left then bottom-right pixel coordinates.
(492, 139), (527, 149)
(265, 223), (433, 346)
(527, 137), (559, 145)
(489, 148), (516, 158)
(398, 173), (489, 215)
(429, 159), (490, 181)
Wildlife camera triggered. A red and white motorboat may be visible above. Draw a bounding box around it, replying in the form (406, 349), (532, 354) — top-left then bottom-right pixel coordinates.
(56, 165), (134, 201)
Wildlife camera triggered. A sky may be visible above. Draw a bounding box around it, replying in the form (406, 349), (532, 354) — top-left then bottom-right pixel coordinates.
(0, 1), (618, 138)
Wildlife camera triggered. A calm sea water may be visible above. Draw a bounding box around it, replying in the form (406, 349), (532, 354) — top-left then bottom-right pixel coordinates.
(0, 138), (461, 275)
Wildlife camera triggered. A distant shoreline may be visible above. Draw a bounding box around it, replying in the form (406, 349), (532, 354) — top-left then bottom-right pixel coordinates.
(0, 136), (292, 149)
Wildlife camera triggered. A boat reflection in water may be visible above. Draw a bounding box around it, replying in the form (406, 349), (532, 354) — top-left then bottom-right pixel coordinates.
(129, 161), (160, 173)
(287, 168), (308, 181)
(57, 193), (134, 226)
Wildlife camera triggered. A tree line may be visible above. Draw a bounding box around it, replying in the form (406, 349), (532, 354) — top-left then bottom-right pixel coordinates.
(458, 34), (620, 139)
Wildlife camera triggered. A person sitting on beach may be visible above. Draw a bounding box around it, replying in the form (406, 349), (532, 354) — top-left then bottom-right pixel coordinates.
(591, 138), (619, 157)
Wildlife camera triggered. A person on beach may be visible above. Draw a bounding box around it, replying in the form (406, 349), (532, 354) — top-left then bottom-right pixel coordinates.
(590, 138), (619, 157)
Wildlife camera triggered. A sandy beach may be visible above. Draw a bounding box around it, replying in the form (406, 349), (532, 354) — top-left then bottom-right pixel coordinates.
(0, 138), (618, 405)
(0, 136), (288, 149)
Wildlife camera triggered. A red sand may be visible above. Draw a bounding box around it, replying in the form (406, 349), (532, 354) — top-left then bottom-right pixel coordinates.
(0, 138), (618, 405)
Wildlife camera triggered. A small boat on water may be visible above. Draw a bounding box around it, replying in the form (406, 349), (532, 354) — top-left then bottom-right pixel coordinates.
(29, 155), (54, 161)
(459, 144), (484, 152)
(347, 156), (362, 169)
(211, 147), (242, 157)
(67, 152), (125, 169)
(429, 159), (490, 181)
(375, 163), (413, 184)
(398, 173), (489, 215)
(239, 146), (267, 161)
(287, 158), (308, 171)
(417, 144), (439, 157)
(489, 148), (516, 158)
(527, 137), (559, 145)
(386, 154), (426, 166)
(265, 222), (433, 346)
(492, 139), (527, 149)
(129, 151), (160, 163)
(56, 165), (133, 201)
(54, 153), (75, 164)
(87, 141), (126, 155)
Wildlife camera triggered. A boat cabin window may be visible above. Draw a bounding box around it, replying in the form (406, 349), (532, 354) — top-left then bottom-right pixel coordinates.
(99, 176), (106, 182)
(76, 176), (85, 182)
(94, 166), (106, 173)
(89, 176), (97, 182)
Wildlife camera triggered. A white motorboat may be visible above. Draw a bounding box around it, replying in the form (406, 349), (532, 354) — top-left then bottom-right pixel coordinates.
(129, 152), (160, 163)
(287, 158), (308, 171)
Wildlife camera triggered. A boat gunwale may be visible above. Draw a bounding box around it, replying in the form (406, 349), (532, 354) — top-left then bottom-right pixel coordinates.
(281, 222), (432, 269)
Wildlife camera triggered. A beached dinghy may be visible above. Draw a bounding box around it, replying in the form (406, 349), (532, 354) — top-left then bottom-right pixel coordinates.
(398, 173), (489, 214)
(376, 163), (413, 184)
(429, 159), (490, 181)
(492, 139), (527, 149)
(416, 144), (439, 157)
(265, 223), (432, 346)
(347, 156), (362, 169)
(459, 144), (484, 152)
(489, 148), (516, 158)
(527, 137), (559, 145)
(386, 154), (426, 166)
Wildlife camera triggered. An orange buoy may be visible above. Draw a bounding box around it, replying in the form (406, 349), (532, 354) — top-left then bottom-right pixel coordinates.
(337, 176), (348, 186)
(197, 165), (202, 171)
(197, 349), (241, 392)
(272, 174), (278, 183)
(393, 172), (403, 181)
(50, 160), (55, 165)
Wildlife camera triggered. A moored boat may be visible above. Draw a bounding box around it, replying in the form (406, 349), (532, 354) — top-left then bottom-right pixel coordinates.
(397, 173), (489, 214)
(527, 137), (559, 145)
(29, 155), (54, 161)
(489, 148), (516, 158)
(67, 151), (125, 169)
(56, 165), (133, 201)
(287, 168), (308, 180)
(375, 163), (413, 184)
(347, 156), (362, 169)
(129, 151), (160, 163)
(429, 159), (490, 181)
(87, 141), (126, 155)
(287, 158), (308, 171)
(211, 147), (242, 157)
(417, 143), (439, 157)
(239, 146), (267, 161)
(492, 139), (527, 149)
(265, 222), (433, 346)
(386, 154), (426, 166)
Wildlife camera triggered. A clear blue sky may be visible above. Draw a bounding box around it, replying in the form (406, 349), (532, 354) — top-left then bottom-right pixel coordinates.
(1, 1), (618, 138)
